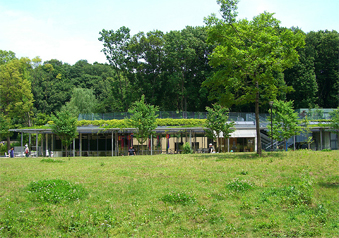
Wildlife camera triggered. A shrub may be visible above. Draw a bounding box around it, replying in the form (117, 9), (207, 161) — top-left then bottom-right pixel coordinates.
(183, 142), (193, 154)
(0, 142), (7, 155)
(240, 170), (249, 175)
(160, 192), (196, 206)
(26, 179), (87, 204)
(226, 178), (253, 192)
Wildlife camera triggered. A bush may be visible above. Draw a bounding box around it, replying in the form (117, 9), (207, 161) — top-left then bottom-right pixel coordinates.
(183, 142), (193, 154)
(26, 179), (87, 204)
(160, 191), (196, 206)
(0, 142), (7, 155)
(226, 178), (253, 192)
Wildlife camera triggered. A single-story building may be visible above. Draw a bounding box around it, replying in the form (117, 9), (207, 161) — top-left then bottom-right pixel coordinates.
(9, 117), (338, 157)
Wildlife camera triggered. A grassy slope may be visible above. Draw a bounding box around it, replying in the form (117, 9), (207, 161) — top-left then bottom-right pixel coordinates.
(0, 150), (338, 237)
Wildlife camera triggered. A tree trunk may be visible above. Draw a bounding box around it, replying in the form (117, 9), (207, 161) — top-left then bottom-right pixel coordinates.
(28, 112), (32, 127)
(255, 82), (262, 156)
(7, 136), (10, 151)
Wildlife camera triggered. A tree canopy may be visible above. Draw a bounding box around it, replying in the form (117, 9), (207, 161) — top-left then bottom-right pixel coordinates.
(127, 95), (159, 145)
(203, 0), (305, 155)
(0, 10), (338, 154)
(50, 111), (78, 157)
(268, 100), (302, 150)
(204, 104), (235, 152)
(62, 87), (98, 118)
(0, 57), (34, 127)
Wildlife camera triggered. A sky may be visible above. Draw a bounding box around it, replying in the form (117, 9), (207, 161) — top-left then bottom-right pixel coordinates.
(1, 0), (338, 65)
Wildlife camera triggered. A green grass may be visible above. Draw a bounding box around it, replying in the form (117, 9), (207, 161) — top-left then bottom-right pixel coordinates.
(0, 150), (338, 237)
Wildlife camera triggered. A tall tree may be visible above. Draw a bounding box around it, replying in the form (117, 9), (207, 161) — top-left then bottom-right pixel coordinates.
(128, 30), (165, 107)
(31, 60), (73, 115)
(0, 50), (16, 65)
(0, 57), (34, 126)
(305, 30), (339, 107)
(203, 0), (305, 156)
(0, 57), (34, 150)
(329, 108), (339, 149)
(163, 29), (198, 112)
(99, 27), (134, 111)
(180, 26), (214, 112)
(284, 29), (318, 108)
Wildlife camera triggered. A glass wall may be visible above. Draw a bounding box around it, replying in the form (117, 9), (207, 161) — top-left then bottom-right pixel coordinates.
(218, 137), (255, 152)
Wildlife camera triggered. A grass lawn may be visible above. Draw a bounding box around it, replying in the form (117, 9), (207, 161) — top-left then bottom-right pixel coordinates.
(0, 150), (338, 237)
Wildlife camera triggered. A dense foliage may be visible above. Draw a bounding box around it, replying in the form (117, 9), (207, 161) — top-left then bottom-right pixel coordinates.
(204, 0), (305, 156)
(204, 104), (234, 152)
(0, 11), (338, 137)
(50, 111), (78, 157)
(127, 95), (159, 144)
(268, 100), (302, 150)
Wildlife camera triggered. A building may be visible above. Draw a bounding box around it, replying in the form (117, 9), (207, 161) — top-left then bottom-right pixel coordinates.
(9, 111), (338, 157)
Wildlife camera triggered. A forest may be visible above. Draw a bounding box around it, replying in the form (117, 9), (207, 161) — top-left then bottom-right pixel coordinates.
(0, 26), (338, 129)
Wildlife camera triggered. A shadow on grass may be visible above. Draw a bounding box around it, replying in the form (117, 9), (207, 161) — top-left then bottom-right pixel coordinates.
(318, 182), (339, 189)
(192, 152), (286, 160)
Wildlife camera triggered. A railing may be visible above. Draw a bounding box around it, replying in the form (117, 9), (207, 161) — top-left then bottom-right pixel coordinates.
(78, 112), (261, 121)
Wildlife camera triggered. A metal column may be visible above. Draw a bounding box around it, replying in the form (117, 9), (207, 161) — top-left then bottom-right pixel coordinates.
(21, 132), (23, 156)
(73, 138), (75, 157)
(41, 135), (44, 157)
(46, 134), (48, 156)
(80, 133), (82, 157)
(111, 131), (114, 157)
(36, 133), (38, 157)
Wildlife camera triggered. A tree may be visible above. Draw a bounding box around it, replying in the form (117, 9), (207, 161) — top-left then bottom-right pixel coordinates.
(0, 56), (34, 150)
(203, 0), (305, 156)
(0, 57), (34, 129)
(127, 95), (159, 149)
(0, 114), (12, 151)
(284, 29), (318, 109)
(329, 108), (339, 149)
(163, 30), (196, 112)
(204, 104), (235, 152)
(301, 115), (313, 150)
(62, 87), (98, 118)
(127, 27), (213, 112)
(50, 111), (78, 157)
(99, 27), (134, 111)
(267, 100), (302, 150)
(0, 50), (16, 65)
(31, 60), (73, 115)
(128, 30), (165, 107)
(306, 30), (339, 108)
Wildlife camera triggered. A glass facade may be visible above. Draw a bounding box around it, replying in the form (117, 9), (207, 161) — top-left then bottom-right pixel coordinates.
(218, 137), (255, 152)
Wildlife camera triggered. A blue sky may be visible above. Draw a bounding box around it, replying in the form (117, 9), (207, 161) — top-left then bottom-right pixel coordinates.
(1, 0), (338, 65)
